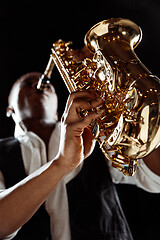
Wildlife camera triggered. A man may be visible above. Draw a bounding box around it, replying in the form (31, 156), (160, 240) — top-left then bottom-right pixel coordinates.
(0, 72), (104, 239)
(0, 71), (160, 240)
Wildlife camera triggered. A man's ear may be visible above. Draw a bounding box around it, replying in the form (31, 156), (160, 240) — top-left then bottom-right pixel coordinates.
(6, 106), (15, 117)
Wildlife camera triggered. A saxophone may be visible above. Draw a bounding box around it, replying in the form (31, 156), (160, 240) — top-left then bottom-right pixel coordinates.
(37, 18), (160, 176)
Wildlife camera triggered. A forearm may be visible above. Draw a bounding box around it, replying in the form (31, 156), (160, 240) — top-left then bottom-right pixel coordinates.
(0, 158), (66, 238)
(143, 146), (160, 176)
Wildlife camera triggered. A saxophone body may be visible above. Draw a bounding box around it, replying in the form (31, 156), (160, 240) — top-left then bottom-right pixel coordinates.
(40, 18), (160, 176)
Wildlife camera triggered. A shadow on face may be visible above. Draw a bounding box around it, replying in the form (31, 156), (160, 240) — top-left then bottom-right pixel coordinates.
(7, 72), (58, 124)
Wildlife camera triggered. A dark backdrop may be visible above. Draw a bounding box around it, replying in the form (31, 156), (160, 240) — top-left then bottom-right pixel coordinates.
(1, 0), (160, 137)
(0, 1), (160, 240)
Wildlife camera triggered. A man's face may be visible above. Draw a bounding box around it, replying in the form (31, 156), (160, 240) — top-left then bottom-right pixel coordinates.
(8, 73), (58, 124)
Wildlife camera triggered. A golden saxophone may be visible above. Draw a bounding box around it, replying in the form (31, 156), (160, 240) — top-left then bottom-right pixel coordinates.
(37, 18), (160, 176)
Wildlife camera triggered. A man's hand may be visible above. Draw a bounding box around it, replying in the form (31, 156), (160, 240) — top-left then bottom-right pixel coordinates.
(58, 91), (104, 173)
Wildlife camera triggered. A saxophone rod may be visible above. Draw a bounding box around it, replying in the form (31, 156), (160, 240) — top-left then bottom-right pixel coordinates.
(37, 49), (76, 93)
(51, 48), (76, 93)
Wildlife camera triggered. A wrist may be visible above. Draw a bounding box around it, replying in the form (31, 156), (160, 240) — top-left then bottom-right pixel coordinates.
(51, 156), (71, 177)
(52, 154), (78, 177)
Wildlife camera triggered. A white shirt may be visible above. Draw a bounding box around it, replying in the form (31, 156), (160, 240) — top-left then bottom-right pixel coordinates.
(0, 122), (160, 240)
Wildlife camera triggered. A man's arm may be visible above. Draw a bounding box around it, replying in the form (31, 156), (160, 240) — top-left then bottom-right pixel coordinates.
(0, 91), (104, 239)
(143, 145), (160, 176)
(0, 160), (67, 238)
(108, 143), (160, 193)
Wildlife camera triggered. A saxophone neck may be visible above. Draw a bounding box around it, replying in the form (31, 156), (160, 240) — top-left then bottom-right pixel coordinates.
(37, 55), (55, 91)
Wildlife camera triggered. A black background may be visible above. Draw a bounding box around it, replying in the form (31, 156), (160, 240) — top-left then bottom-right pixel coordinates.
(1, 0), (160, 137)
(0, 1), (160, 239)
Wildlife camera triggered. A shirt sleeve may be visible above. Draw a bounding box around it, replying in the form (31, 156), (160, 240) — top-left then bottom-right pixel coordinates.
(108, 159), (160, 193)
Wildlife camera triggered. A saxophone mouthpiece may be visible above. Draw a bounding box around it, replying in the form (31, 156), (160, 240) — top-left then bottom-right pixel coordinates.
(37, 54), (55, 91)
(37, 74), (50, 91)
